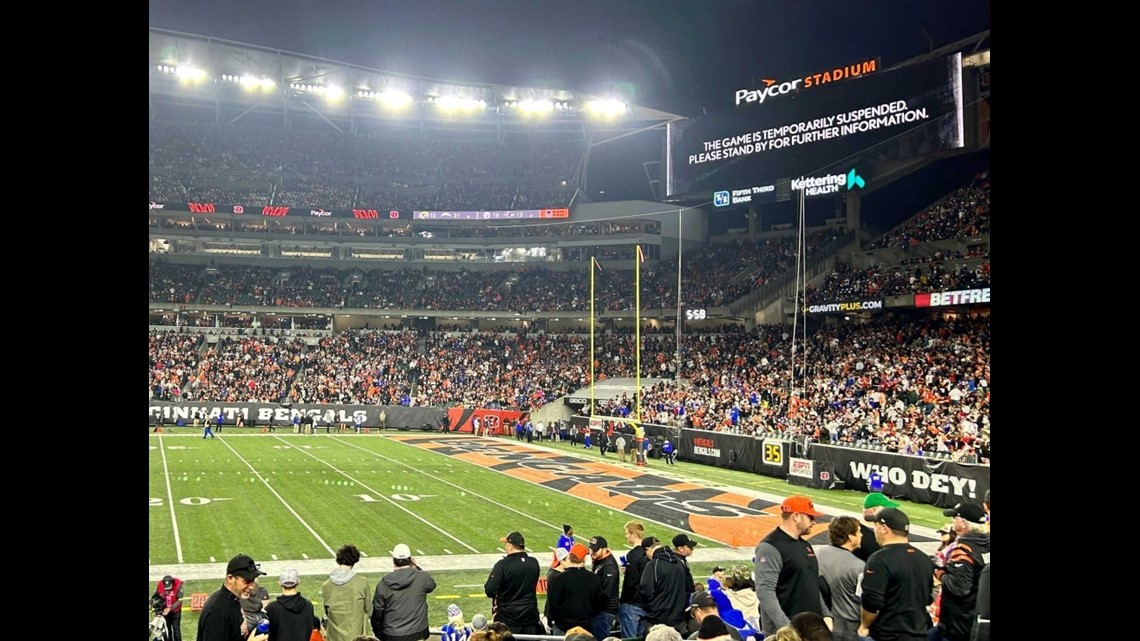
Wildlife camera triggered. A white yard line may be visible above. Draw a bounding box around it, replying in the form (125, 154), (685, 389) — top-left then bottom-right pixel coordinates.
(158, 435), (185, 563)
(274, 436), (480, 553)
(338, 437), (573, 544)
(219, 437), (338, 557)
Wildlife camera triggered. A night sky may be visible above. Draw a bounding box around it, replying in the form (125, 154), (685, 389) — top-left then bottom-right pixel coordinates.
(150, 0), (990, 214)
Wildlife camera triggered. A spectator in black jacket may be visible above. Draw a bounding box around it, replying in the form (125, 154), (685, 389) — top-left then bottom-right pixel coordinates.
(639, 538), (690, 633)
(197, 554), (268, 641)
(970, 490), (990, 641)
(588, 536), (621, 640)
(546, 543), (606, 636)
(265, 568), (317, 641)
(619, 524), (652, 638)
(371, 544), (438, 641)
(484, 532), (545, 635)
(936, 503), (989, 641)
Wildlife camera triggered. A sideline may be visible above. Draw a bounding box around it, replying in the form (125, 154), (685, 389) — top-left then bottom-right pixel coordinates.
(149, 547), (760, 583)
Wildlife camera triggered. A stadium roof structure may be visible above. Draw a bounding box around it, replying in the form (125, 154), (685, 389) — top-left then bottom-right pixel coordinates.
(564, 377), (671, 406)
(149, 28), (684, 137)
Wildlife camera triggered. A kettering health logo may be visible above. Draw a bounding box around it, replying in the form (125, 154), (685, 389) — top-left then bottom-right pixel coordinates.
(714, 190), (731, 207)
(792, 168), (865, 196)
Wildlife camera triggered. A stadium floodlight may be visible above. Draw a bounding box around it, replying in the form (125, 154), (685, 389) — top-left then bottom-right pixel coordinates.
(435, 95), (486, 112)
(168, 65), (207, 83)
(378, 89), (413, 109)
(518, 99), (554, 114)
(236, 75), (275, 91)
(291, 82), (339, 99)
(584, 98), (628, 118)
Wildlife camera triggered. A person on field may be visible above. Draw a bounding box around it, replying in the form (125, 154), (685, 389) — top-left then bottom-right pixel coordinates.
(153, 574), (184, 641)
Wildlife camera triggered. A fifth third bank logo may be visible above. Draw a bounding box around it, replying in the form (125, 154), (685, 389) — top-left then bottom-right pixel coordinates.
(714, 190), (730, 207)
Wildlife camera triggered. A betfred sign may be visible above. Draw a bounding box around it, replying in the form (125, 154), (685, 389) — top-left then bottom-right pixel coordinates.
(915, 287), (990, 308)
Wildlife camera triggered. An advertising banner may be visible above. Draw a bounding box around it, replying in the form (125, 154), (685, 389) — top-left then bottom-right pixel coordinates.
(788, 457), (836, 490)
(150, 202), (568, 221)
(808, 443), (989, 508)
(447, 407), (526, 435)
(677, 428), (756, 473)
(805, 299), (884, 314)
(149, 402), (445, 430)
(914, 287), (990, 308)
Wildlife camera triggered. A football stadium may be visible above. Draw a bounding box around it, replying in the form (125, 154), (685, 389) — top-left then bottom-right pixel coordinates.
(150, 6), (990, 641)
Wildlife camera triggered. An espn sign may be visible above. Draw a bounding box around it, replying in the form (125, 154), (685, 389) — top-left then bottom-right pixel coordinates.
(789, 457), (814, 479)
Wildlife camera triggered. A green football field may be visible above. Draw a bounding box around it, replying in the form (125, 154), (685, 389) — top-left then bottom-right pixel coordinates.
(149, 430), (951, 639)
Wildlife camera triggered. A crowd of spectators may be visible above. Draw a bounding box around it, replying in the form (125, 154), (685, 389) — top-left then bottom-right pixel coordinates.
(864, 172), (990, 250)
(806, 254), (990, 302)
(588, 315), (990, 463)
(149, 312), (990, 463)
(149, 122), (583, 210)
(149, 229), (841, 312)
(149, 331), (205, 401)
(149, 260), (201, 304)
(150, 332), (309, 403)
(150, 129), (991, 463)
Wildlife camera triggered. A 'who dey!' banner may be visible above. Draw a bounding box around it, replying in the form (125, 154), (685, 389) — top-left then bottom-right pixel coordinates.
(808, 443), (989, 508)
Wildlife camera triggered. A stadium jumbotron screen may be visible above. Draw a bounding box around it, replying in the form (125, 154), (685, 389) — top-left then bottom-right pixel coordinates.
(665, 53), (964, 202)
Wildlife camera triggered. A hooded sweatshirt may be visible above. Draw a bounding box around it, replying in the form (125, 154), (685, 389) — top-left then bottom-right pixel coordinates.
(266, 592), (316, 641)
(371, 566), (438, 641)
(638, 547), (689, 630)
(321, 567), (373, 641)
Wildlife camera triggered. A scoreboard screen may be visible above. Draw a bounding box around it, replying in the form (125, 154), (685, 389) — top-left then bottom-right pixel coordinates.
(666, 53), (964, 201)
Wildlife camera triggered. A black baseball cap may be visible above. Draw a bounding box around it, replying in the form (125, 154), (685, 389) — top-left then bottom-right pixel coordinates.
(874, 508), (910, 533)
(588, 536), (609, 552)
(226, 554), (267, 581)
(641, 536), (660, 549)
(688, 591), (717, 612)
(500, 531), (525, 547)
(942, 502), (986, 524)
(672, 534), (698, 548)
